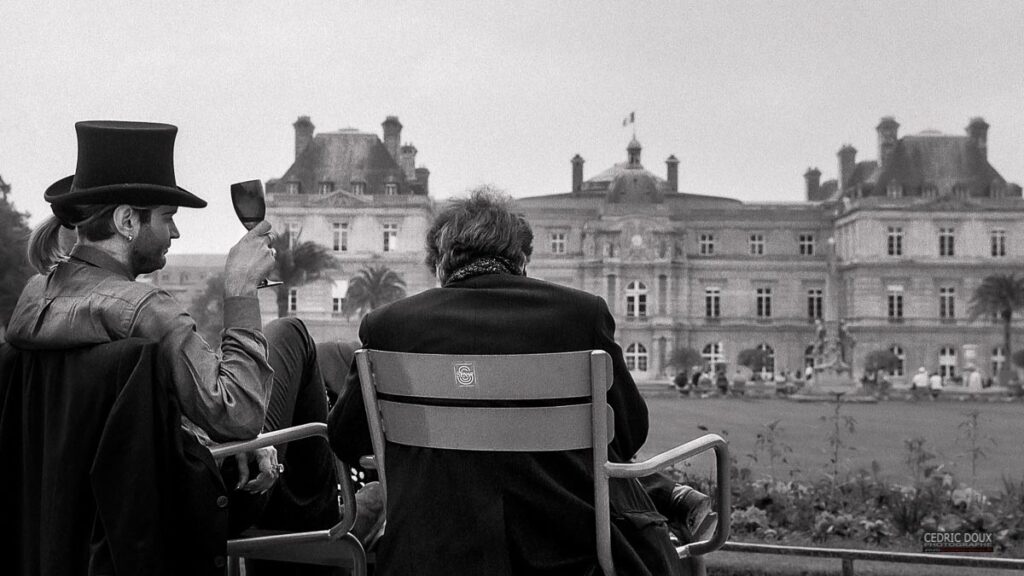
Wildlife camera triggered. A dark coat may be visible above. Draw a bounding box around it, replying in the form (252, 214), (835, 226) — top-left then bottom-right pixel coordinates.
(329, 273), (681, 576)
(0, 339), (229, 576)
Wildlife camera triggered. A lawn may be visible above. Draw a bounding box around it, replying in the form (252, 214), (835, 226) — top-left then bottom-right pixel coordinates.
(639, 395), (1024, 493)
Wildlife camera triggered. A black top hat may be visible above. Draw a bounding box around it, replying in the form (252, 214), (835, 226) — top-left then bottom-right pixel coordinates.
(44, 120), (207, 208)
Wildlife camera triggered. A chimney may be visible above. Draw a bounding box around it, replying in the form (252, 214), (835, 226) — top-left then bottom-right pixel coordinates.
(876, 116), (900, 168)
(293, 116), (314, 160)
(966, 117), (989, 160)
(400, 144), (418, 180)
(382, 116), (402, 160)
(804, 167), (822, 201)
(666, 155), (679, 192)
(571, 154), (584, 193)
(837, 144), (857, 194)
(414, 167), (430, 196)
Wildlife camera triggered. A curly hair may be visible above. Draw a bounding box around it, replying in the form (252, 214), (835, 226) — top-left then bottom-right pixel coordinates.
(425, 188), (533, 283)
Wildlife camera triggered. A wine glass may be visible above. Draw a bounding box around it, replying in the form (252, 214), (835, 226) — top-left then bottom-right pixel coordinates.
(230, 179), (282, 289)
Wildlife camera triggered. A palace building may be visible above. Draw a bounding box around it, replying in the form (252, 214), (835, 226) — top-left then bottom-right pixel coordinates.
(261, 115), (1024, 383)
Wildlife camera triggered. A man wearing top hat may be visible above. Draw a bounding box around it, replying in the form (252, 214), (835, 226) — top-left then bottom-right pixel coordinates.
(5, 121), (340, 573)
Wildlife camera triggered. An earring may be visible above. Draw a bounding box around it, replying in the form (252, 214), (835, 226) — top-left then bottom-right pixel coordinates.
(127, 234), (134, 242)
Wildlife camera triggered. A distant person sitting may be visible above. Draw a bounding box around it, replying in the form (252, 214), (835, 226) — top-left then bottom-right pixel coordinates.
(911, 367), (929, 400)
(328, 189), (698, 575)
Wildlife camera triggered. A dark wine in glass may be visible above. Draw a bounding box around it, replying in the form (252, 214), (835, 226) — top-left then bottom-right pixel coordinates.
(230, 180), (282, 288)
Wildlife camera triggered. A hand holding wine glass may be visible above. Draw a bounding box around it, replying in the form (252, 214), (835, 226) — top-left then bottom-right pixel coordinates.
(230, 180), (282, 289)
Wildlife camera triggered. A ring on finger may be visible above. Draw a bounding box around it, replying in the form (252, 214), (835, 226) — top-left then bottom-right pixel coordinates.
(274, 463), (285, 474)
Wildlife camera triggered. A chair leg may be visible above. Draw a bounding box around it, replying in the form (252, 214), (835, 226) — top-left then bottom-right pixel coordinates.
(227, 556), (241, 576)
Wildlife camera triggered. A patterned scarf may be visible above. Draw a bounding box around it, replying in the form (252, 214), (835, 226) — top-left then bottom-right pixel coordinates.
(443, 256), (522, 286)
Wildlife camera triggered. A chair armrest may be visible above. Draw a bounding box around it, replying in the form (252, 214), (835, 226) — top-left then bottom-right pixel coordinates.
(209, 422), (359, 538)
(208, 422), (328, 459)
(605, 434), (730, 557)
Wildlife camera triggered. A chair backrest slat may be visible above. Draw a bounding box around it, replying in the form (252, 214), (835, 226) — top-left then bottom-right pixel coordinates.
(378, 400), (615, 452)
(366, 350), (607, 400)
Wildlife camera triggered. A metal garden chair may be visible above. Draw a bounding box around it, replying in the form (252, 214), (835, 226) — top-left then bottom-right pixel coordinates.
(354, 348), (729, 575)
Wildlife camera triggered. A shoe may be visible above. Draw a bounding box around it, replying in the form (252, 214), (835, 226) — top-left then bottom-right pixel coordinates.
(670, 485), (713, 542)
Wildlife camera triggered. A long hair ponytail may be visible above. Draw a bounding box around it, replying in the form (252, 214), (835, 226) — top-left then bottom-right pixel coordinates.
(27, 215), (68, 274)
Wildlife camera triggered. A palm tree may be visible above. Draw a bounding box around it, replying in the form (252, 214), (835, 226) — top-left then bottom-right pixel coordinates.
(969, 273), (1024, 383)
(270, 231), (338, 318)
(342, 265), (407, 319)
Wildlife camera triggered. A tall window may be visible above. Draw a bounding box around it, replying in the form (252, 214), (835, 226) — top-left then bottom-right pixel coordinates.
(939, 228), (955, 257)
(384, 182), (398, 195)
(288, 288), (298, 313)
(890, 345), (906, 377)
(625, 343), (648, 372)
(807, 288), (823, 320)
(332, 280), (348, 314)
(705, 287), (721, 318)
(991, 229), (1007, 257)
(606, 275), (617, 310)
(887, 285), (904, 322)
(332, 222), (349, 252)
(939, 287), (955, 319)
(625, 281), (647, 319)
(887, 227), (904, 256)
(317, 181), (334, 195)
(285, 181), (300, 195)
(657, 275), (668, 315)
(939, 346), (957, 378)
(702, 342), (724, 372)
(550, 232), (566, 254)
(699, 234), (715, 255)
(383, 223), (398, 252)
(798, 234), (815, 256)
(756, 287), (772, 318)
(285, 221), (301, 248)
(992, 346), (1006, 377)
(749, 234), (765, 256)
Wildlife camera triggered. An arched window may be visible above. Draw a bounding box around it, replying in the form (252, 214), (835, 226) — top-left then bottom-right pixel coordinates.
(625, 281), (647, 319)
(939, 346), (957, 378)
(625, 343), (648, 372)
(889, 345), (905, 377)
(992, 346), (1006, 377)
(804, 344), (817, 369)
(702, 342), (724, 372)
(757, 343), (775, 375)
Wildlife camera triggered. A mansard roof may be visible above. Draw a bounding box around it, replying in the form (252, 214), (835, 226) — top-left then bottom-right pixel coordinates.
(269, 130), (410, 195)
(846, 131), (1006, 197)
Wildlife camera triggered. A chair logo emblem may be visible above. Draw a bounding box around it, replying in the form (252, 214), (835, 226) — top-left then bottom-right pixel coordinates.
(453, 362), (476, 387)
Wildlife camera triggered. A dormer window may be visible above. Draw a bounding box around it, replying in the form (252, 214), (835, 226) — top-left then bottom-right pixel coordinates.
(953, 184), (969, 199)
(285, 181), (301, 195)
(318, 181), (335, 195)
(351, 180), (366, 195)
(922, 184), (938, 198)
(991, 181), (1006, 198)
(886, 182), (903, 198)
(384, 183), (398, 195)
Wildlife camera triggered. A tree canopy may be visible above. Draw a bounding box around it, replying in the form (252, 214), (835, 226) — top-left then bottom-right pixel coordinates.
(0, 199), (35, 329)
(969, 273), (1024, 382)
(187, 272), (226, 348)
(343, 265), (407, 319)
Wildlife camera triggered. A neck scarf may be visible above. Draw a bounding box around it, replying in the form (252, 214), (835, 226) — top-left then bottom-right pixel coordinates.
(444, 256), (521, 286)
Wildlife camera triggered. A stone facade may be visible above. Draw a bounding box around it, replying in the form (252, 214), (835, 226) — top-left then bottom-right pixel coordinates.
(263, 116), (436, 343)
(241, 114), (1024, 384)
(518, 117), (1023, 383)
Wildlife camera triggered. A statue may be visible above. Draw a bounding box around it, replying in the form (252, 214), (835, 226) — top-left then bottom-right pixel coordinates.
(837, 319), (855, 364)
(812, 320), (850, 375)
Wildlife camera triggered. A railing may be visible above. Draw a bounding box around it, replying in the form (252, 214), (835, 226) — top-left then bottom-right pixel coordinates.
(718, 541), (1024, 575)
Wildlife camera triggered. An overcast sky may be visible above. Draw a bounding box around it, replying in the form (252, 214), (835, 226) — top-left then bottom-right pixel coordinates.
(3, 1), (1023, 254)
